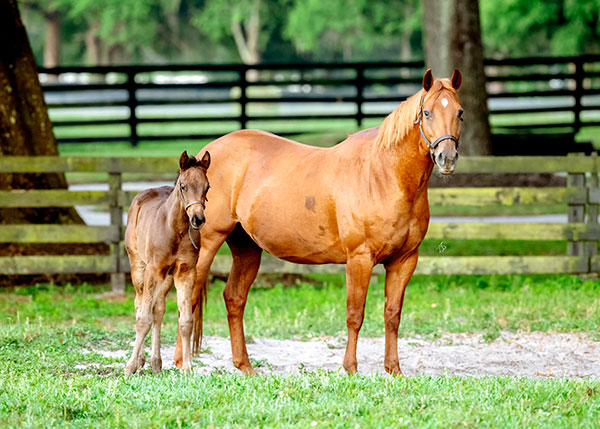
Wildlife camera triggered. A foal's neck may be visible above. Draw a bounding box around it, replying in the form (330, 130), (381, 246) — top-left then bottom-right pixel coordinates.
(165, 188), (188, 234)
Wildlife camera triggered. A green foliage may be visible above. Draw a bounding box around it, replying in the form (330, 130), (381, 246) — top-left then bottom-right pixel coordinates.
(481, 0), (600, 57)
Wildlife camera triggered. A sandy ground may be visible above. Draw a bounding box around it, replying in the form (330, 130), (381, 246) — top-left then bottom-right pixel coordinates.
(94, 332), (600, 378)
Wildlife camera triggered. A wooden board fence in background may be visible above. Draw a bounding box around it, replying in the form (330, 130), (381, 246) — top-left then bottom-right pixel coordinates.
(1, 155), (599, 291)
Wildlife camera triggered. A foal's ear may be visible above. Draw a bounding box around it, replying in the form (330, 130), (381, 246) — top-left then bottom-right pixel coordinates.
(423, 68), (433, 92)
(451, 69), (462, 90)
(199, 151), (211, 170)
(179, 151), (191, 170)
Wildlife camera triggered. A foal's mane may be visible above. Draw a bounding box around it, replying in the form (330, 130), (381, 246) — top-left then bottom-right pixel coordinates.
(374, 79), (454, 151)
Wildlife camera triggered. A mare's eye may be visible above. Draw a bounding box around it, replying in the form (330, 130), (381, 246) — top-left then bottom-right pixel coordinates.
(458, 109), (464, 121)
(423, 110), (430, 118)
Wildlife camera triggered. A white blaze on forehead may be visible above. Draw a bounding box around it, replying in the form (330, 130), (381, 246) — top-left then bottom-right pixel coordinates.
(441, 98), (449, 108)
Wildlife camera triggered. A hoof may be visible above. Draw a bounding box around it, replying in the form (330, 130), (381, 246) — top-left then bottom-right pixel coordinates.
(151, 356), (162, 374)
(385, 365), (403, 376)
(137, 353), (146, 369)
(239, 366), (257, 376)
(125, 361), (138, 376)
(343, 361), (358, 376)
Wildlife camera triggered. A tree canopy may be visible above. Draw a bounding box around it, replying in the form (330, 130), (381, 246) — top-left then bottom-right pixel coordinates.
(19, 0), (600, 65)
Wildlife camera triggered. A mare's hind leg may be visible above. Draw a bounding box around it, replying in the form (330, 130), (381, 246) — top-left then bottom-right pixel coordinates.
(150, 275), (172, 373)
(174, 230), (228, 368)
(224, 225), (262, 375)
(125, 266), (162, 376)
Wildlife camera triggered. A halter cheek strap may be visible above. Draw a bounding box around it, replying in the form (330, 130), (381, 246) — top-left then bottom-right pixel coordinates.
(414, 97), (460, 159)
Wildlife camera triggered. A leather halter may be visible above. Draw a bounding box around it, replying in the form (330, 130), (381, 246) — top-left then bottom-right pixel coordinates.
(178, 186), (205, 250)
(414, 96), (460, 159)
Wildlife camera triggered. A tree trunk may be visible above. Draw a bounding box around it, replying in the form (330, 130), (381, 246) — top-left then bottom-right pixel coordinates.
(423, 0), (491, 155)
(43, 10), (60, 69)
(0, 0), (82, 224)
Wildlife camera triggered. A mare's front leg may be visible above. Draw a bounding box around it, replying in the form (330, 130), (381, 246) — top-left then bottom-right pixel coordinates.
(223, 226), (262, 375)
(174, 262), (195, 373)
(343, 252), (374, 375)
(126, 265), (162, 376)
(383, 251), (419, 375)
(150, 275), (172, 373)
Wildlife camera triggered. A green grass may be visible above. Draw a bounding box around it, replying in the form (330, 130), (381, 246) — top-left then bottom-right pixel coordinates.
(2, 275), (598, 343)
(1, 276), (599, 427)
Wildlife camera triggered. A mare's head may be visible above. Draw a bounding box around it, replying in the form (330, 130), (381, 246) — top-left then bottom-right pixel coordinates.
(417, 68), (463, 175)
(177, 151), (211, 230)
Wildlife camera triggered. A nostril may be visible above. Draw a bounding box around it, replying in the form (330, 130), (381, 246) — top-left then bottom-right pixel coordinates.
(436, 153), (446, 166)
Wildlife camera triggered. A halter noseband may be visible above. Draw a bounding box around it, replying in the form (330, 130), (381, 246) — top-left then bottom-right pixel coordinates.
(414, 96), (460, 158)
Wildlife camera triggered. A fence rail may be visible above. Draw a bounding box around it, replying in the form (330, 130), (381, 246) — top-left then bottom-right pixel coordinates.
(39, 55), (600, 151)
(1, 155), (599, 291)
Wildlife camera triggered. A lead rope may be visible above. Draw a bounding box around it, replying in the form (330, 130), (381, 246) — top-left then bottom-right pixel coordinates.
(188, 226), (199, 250)
(179, 186), (204, 251)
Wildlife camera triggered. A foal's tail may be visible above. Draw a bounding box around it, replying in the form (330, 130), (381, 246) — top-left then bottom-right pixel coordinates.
(191, 278), (208, 355)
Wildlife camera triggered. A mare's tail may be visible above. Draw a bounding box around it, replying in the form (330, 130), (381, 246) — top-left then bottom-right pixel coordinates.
(191, 278), (208, 355)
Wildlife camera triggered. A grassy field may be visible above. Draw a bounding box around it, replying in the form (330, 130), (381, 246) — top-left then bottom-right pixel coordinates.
(1, 275), (599, 427)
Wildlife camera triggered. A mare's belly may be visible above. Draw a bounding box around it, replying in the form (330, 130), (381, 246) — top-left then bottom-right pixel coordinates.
(241, 206), (346, 264)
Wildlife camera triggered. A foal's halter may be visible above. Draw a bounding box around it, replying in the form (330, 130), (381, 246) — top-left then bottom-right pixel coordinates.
(178, 185), (206, 250)
(414, 96), (460, 159)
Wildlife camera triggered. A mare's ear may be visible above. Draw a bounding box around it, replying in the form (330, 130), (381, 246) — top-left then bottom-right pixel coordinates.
(199, 151), (211, 170)
(179, 151), (191, 170)
(423, 68), (433, 92)
(451, 69), (462, 90)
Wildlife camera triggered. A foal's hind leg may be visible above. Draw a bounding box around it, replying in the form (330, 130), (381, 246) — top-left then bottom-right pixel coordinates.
(224, 225), (262, 375)
(125, 266), (161, 376)
(129, 255), (147, 369)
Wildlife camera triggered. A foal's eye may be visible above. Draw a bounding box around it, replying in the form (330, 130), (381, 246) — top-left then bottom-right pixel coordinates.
(180, 184), (187, 191)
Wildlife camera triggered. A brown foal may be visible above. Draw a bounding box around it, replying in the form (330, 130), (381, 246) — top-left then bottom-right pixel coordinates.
(125, 151), (210, 375)
(176, 69), (463, 375)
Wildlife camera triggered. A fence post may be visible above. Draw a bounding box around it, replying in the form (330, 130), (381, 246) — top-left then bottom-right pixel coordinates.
(355, 65), (365, 127)
(567, 154), (586, 261)
(573, 58), (584, 135)
(126, 71), (139, 147)
(587, 152), (599, 274)
(109, 162), (125, 294)
(239, 66), (248, 130)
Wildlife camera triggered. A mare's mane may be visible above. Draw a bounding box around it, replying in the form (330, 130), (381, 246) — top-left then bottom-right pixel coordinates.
(374, 79), (455, 151)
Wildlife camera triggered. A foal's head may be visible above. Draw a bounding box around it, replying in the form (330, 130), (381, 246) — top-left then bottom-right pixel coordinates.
(417, 68), (463, 175)
(177, 151), (211, 230)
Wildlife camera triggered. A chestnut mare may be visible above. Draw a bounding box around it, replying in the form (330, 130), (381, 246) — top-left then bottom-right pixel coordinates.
(125, 151), (210, 375)
(177, 69), (463, 375)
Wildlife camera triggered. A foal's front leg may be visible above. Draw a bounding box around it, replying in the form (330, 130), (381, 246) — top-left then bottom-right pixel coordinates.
(343, 252), (374, 375)
(174, 264), (195, 373)
(150, 275), (172, 373)
(383, 251), (418, 375)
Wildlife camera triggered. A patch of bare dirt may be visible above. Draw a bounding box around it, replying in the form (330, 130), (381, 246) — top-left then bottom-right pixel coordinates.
(97, 332), (600, 379)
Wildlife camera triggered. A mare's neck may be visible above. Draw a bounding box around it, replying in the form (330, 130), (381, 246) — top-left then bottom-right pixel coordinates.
(165, 188), (188, 234)
(372, 126), (434, 195)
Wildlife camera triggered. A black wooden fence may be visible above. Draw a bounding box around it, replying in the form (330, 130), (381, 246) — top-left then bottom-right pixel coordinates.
(39, 55), (600, 149)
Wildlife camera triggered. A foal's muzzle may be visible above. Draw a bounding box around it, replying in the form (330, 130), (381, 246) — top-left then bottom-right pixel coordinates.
(190, 214), (205, 230)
